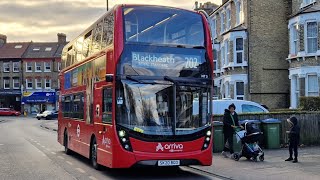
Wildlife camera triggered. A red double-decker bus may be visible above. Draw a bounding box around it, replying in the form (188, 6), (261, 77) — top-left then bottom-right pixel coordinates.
(58, 4), (213, 169)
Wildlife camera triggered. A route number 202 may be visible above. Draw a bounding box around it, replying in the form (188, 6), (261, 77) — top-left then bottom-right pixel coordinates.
(185, 57), (199, 69)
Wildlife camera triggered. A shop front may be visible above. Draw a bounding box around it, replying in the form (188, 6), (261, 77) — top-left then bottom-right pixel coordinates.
(22, 92), (56, 114)
(0, 90), (21, 111)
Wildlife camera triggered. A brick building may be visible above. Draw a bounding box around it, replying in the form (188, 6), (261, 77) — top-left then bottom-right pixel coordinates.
(210, 0), (291, 109)
(0, 35), (30, 111)
(21, 34), (66, 114)
(287, 0), (320, 108)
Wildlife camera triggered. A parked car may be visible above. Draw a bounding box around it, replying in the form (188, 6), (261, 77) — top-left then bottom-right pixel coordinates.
(193, 99), (269, 115)
(0, 108), (21, 116)
(36, 110), (58, 120)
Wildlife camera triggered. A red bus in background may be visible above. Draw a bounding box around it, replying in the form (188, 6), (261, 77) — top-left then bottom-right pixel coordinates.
(58, 4), (214, 169)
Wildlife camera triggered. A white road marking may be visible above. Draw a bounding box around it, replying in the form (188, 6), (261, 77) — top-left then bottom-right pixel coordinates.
(66, 161), (73, 165)
(42, 146), (46, 148)
(75, 168), (85, 173)
(89, 176), (98, 180)
(58, 156), (65, 160)
(51, 152), (56, 155)
(46, 148), (51, 151)
(0, 144), (3, 146)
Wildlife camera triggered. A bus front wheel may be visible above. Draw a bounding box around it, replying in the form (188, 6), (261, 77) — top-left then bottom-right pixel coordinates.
(90, 138), (101, 170)
(64, 131), (71, 155)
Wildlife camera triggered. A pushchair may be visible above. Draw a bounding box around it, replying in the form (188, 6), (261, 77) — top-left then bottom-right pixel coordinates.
(233, 122), (264, 162)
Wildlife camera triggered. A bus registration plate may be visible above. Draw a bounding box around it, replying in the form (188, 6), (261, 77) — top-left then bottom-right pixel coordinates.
(158, 160), (180, 166)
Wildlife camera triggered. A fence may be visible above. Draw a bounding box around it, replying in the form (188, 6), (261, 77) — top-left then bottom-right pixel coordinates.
(212, 112), (320, 145)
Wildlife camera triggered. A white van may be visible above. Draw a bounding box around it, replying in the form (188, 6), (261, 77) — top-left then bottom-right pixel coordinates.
(193, 99), (269, 115)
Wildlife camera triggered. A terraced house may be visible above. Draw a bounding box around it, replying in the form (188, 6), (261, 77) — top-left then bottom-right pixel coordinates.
(210, 0), (291, 109)
(0, 34), (30, 111)
(287, 0), (320, 108)
(21, 34), (66, 114)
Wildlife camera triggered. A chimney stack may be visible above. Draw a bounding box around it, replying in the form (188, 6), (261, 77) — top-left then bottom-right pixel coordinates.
(57, 33), (66, 43)
(0, 34), (7, 47)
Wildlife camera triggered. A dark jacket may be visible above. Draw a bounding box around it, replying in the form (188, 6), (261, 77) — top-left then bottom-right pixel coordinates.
(288, 117), (300, 144)
(223, 109), (239, 134)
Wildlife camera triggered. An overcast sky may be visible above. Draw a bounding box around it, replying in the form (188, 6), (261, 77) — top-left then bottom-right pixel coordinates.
(0, 0), (221, 42)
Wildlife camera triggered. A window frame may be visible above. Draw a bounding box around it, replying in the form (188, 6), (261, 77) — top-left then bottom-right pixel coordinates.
(3, 62), (10, 72)
(44, 62), (51, 72)
(235, 37), (244, 64)
(305, 21), (318, 54)
(35, 62), (42, 72)
(235, 81), (245, 100)
(306, 74), (319, 96)
(13, 78), (20, 89)
(226, 8), (231, 30)
(26, 62), (33, 72)
(13, 62), (19, 72)
(236, 1), (243, 25)
(3, 78), (10, 89)
(45, 79), (51, 89)
(26, 79), (33, 89)
(35, 79), (42, 89)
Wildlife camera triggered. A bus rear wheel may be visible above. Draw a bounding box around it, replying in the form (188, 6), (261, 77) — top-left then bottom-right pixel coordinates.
(64, 131), (71, 155)
(90, 138), (101, 170)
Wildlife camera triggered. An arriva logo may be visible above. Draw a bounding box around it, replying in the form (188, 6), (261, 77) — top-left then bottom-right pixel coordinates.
(156, 143), (184, 152)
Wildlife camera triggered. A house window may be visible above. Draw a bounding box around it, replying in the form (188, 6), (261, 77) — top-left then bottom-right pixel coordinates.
(35, 62), (42, 72)
(3, 79), (10, 89)
(236, 1), (243, 25)
(13, 78), (20, 89)
(26, 62), (32, 72)
(213, 49), (218, 71)
(220, 12), (225, 33)
(58, 62), (61, 71)
(236, 38), (244, 63)
(226, 8), (231, 30)
(221, 45), (225, 67)
(211, 18), (216, 39)
(292, 24), (299, 55)
(26, 79), (33, 89)
(306, 22), (318, 53)
(44, 62), (51, 72)
(36, 79), (42, 89)
(307, 75), (319, 96)
(3, 63), (10, 72)
(235, 82), (244, 100)
(45, 79), (51, 89)
(225, 82), (230, 98)
(225, 40), (229, 65)
(13, 62), (19, 72)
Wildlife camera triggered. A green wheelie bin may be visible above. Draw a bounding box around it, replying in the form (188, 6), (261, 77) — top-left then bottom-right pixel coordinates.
(213, 121), (224, 152)
(261, 118), (281, 149)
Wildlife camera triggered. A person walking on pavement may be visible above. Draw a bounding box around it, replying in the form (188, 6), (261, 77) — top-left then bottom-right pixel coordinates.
(285, 116), (300, 163)
(222, 103), (241, 158)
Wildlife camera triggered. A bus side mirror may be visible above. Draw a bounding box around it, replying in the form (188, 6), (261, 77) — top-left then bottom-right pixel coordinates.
(105, 74), (113, 82)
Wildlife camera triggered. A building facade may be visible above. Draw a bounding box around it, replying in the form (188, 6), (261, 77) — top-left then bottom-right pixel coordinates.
(0, 37), (30, 111)
(210, 0), (291, 109)
(287, 0), (320, 108)
(21, 34), (66, 114)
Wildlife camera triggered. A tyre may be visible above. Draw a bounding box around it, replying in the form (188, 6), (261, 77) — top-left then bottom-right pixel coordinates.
(90, 138), (101, 170)
(64, 131), (71, 155)
(259, 155), (264, 162)
(252, 157), (258, 162)
(37, 117), (41, 120)
(233, 153), (240, 161)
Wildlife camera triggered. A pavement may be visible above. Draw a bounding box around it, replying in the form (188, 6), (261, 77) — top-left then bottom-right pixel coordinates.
(41, 120), (320, 180)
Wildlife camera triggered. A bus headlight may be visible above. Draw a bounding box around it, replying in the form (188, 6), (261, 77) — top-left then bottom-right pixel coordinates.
(205, 137), (210, 142)
(206, 130), (211, 136)
(119, 130), (126, 137)
(117, 129), (132, 152)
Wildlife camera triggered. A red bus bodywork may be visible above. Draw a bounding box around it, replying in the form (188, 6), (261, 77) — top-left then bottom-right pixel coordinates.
(58, 4), (213, 168)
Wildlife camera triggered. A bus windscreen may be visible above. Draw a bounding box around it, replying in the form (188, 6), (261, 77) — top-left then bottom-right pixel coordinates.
(124, 6), (205, 47)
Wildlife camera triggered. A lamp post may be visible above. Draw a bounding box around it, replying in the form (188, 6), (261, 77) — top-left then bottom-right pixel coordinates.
(106, 0), (109, 11)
